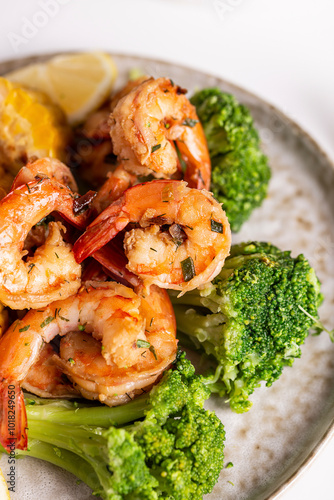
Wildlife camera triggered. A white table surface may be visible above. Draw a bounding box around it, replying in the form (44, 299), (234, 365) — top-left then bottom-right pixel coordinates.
(0, 1), (333, 499)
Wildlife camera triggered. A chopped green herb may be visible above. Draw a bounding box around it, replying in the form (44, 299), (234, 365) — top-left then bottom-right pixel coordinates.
(19, 325), (30, 333)
(150, 247), (157, 252)
(24, 342), (30, 346)
(68, 358), (75, 365)
(174, 142), (187, 172)
(151, 144), (161, 153)
(210, 219), (224, 233)
(164, 122), (170, 129)
(27, 263), (35, 274)
(150, 317), (154, 327)
(78, 323), (86, 331)
(170, 79), (174, 87)
(36, 214), (54, 228)
(57, 308), (69, 322)
(182, 118), (198, 127)
(181, 256), (196, 282)
(137, 339), (151, 349)
(149, 345), (158, 360)
(225, 462), (234, 469)
(55, 252), (59, 259)
(40, 316), (55, 328)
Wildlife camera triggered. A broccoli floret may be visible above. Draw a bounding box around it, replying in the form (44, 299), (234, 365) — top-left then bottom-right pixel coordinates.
(191, 89), (271, 232)
(171, 242), (323, 413)
(4, 353), (225, 500)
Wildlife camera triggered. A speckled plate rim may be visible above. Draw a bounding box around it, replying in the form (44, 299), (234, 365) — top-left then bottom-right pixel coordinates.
(1, 51), (334, 500)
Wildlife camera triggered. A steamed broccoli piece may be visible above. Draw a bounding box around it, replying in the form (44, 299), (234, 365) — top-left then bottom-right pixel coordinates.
(4, 353), (225, 500)
(191, 88), (271, 232)
(171, 242), (323, 413)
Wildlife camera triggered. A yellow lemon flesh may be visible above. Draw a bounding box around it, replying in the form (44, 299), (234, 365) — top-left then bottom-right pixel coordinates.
(6, 52), (118, 125)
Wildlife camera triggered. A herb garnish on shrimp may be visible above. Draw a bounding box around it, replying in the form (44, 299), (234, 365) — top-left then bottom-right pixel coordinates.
(73, 179), (231, 294)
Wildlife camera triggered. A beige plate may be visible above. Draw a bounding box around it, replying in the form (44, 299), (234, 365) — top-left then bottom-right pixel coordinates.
(1, 53), (334, 500)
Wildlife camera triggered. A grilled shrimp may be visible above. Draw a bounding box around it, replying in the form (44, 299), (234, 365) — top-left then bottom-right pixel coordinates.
(0, 176), (87, 309)
(74, 180), (231, 294)
(0, 280), (177, 450)
(55, 283), (176, 406)
(11, 157), (78, 192)
(110, 77), (211, 189)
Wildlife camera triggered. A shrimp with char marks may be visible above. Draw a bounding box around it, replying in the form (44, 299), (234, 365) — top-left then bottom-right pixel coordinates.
(110, 77), (211, 189)
(0, 280), (177, 450)
(73, 179), (231, 295)
(0, 175), (88, 309)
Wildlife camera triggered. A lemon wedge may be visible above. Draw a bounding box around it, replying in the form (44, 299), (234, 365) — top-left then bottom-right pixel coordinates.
(0, 77), (70, 180)
(6, 52), (118, 125)
(0, 466), (10, 499)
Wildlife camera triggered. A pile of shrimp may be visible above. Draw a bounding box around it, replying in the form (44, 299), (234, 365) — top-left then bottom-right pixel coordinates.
(0, 76), (231, 451)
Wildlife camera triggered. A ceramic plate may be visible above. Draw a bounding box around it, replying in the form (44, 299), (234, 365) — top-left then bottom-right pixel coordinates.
(0, 53), (334, 500)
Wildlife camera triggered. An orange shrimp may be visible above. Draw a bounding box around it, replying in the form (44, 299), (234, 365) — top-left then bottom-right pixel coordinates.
(73, 180), (231, 294)
(0, 280), (177, 450)
(11, 157), (78, 192)
(55, 284), (176, 406)
(0, 176), (87, 309)
(110, 77), (211, 189)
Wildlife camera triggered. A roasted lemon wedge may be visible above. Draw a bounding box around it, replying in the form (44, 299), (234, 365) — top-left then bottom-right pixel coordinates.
(6, 52), (117, 124)
(0, 77), (70, 184)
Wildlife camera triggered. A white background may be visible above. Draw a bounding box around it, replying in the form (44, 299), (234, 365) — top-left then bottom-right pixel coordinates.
(0, 1), (333, 499)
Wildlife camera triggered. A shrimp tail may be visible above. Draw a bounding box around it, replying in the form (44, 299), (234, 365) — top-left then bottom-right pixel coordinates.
(93, 240), (140, 289)
(0, 382), (28, 451)
(74, 197), (129, 263)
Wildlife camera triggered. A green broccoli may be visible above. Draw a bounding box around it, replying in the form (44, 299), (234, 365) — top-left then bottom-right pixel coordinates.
(171, 242), (323, 413)
(3, 353), (225, 500)
(190, 88), (271, 232)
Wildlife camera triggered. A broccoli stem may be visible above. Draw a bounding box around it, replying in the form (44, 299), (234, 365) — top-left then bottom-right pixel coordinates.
(173, 304), (225, 356)
(23, 419), (112, 496)
(169, 291), (205, 308)
(25, 393), (150, 427)
(0, 440), (100, 493)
